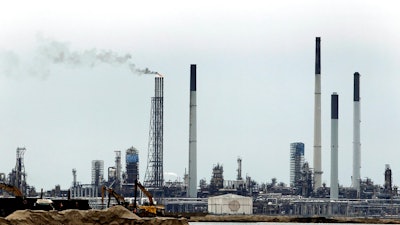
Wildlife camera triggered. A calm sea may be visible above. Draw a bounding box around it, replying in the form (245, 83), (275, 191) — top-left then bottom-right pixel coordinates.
(190, 223), (379, 225)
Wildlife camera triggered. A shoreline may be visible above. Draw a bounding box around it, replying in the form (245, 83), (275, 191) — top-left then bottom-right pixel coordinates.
(188, 215), (400, 224)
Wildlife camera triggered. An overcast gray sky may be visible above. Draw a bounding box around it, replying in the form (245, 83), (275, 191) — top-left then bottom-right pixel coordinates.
(1, 0), (400, 190)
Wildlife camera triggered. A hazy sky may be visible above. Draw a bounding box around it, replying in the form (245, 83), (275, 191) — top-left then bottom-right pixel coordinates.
(1, 0), (400, 191)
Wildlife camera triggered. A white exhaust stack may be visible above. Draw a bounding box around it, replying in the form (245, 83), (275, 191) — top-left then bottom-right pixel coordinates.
(330, 92), (339, 200)
(314, 37), (323, 189)
(188, 64), (197, 198)
(352, 72), (361, 195)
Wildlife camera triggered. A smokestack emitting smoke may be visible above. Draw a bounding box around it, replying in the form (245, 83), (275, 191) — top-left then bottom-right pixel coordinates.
(330, 92), (339, 200)
(188, 64), (197, 198)
(314, 37), (323, 190)
(352, 72), (361, 194)
(0, 35), (159, 78)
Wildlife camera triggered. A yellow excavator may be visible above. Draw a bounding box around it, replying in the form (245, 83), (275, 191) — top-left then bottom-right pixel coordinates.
(0, 183), (23, 197)
(134, 179), (164, 217)
(101, 186), (126, 208)
(0, 183), (27, 217)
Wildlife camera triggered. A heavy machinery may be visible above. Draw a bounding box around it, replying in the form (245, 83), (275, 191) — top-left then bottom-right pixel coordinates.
(0, 183), (28, 217)
(0, 183), (24, 197)
(101, 186), (126, 208)
(134, 179), (164, 217)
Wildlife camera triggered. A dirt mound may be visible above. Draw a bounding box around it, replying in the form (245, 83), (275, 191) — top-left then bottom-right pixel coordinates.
(0, 218), (9, 225)
(4, 206), (188, 225)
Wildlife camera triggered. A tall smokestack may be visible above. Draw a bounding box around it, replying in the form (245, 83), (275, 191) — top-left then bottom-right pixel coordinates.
(188, 64), (197, 198)
(314, 37), (323, 189)
(352, 72), (361, 195)
(330, 92), (339, 200)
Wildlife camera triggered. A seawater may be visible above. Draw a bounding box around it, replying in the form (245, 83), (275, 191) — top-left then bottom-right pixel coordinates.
(190, 223), (269, 225)
(190, 223), (268, 225)
(190, 223), (380, 225)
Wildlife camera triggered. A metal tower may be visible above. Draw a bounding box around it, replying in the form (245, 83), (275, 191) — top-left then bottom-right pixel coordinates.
(72, 168), (77, 187)
(237, 157), (242, 181)
(290, 142), (305, 187)
(125, 147), (139, 184)
(13, 147), (27, 195)
(144, 76), (164, 188)
(115, 150), (122, 188)
(384, 164), (392, 194)
(91, 160), (104, 187)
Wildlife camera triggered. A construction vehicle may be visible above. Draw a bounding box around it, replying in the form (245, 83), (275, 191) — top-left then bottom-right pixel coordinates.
(0, 183), (24, 197)
(0, 183), (28, 217)
(101, 186), (126, 208)
(133, 179), (165, 217)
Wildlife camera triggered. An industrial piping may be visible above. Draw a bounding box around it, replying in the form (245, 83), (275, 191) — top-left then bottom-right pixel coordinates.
(330, 92), (339, 200)
(352, 72), (361, 195)
(188, 64), (197, 198)
(314, 37), (323, 189)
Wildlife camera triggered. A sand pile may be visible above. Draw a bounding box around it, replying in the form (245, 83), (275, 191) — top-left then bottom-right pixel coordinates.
(2, 205), (188, 225)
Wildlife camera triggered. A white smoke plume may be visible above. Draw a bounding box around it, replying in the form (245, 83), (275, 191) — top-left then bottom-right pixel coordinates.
(0, 35), (160, 78)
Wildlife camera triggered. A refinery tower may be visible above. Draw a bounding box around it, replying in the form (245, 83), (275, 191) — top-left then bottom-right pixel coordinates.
(290, 142), (305, 187)
(144, 76), (164, 188)
(125, 147), (139, 184)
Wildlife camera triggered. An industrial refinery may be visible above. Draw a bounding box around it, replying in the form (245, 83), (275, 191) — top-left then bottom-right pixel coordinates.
(2, 38), (400, 218)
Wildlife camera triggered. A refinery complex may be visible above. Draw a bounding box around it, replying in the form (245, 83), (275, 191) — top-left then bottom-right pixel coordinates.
(2, 38), (400, 217)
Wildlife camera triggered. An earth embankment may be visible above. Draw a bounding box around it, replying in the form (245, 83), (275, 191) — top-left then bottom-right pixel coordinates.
(0, 205), (188, 225)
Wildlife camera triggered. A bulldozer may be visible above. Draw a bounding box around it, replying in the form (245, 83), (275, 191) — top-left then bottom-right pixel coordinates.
(133, 179), (164, 217)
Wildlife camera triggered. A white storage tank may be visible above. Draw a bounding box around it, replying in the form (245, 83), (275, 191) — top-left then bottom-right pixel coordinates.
(208, 194), (253, 215)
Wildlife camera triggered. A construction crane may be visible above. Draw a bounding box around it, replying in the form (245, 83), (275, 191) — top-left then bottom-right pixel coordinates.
(134, 179), (164, 217)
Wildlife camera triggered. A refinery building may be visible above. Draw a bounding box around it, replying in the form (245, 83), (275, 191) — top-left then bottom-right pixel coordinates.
(3, 39), (400, 218)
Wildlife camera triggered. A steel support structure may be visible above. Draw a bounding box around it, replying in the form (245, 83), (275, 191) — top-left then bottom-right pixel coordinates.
(144, 77), (164, 188)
